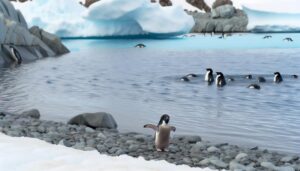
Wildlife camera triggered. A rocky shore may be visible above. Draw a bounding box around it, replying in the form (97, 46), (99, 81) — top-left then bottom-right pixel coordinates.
(0, 0), (69, 67)
(0, 110), (299, 171)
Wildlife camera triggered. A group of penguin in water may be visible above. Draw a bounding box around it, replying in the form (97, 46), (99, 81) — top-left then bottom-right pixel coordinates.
(180, 68), (298, 90)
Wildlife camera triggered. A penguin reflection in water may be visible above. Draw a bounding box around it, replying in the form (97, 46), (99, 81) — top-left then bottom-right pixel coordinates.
(144, 114), (176, 152)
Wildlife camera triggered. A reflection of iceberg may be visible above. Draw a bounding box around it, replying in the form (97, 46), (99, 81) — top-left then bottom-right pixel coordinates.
(243, 6), (300, 33)
(13, 0), (194, 38)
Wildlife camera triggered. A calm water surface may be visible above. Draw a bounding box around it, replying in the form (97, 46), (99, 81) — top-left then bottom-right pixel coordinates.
(0, 34), (299, 154)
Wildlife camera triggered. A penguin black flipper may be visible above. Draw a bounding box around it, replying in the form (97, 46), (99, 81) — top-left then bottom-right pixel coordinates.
(144, 124), (158, 131)
(170, 126), (176, 132)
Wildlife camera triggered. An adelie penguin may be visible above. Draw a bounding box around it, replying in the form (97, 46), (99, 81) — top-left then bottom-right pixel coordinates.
(180, 76), (190, 82)
(283, 38), (293, 42)
(216, 72), (226, 87)
(245, 75), (253, 79)
(257, 76), (266, 83)
(247, 84), (261, 90)
(135, 43), (146, 48)
(291, 75), (298, 79)
(9, 46), (22, 65)
(274, 72), (283, 83)
(263, 35), (272, 39)
(205, 68), (214, 83)
(186, 73), (198, 78)
(144, 114), (176, 152)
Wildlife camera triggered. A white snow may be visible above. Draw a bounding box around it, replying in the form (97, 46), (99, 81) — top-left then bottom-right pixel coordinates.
(0, 133), (216, 171)
(12, 0), (194, 38)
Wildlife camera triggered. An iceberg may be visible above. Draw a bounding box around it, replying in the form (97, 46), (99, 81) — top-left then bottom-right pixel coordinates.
(12, 0), (195, 38)
(243, 6), (300, 33)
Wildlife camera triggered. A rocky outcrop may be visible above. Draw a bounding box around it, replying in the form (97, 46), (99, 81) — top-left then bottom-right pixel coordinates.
(0, 0), (69, 67)
(186, 0), (211, 13)
(159, 0), (172, 7)
(29, 26), (69, 55)
(188, 2), (248, 33)
(79, 0), (100, 8)
(68, 112), (118, 129)
(212, 0), (232, 9)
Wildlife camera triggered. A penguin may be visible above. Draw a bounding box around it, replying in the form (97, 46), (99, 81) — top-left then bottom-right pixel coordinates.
(9, 46), (22, 65)
(283, 38), (293, 42)
(274, 72), (283, 83)
(216, 72), (226, 87)
(291, 75), (298, 79)
(135, 43), (146, 48)
(205, 68), (214, 83)
(263, 35), (272, 39)
(257, 76), (266, 83)
(180, 76), (190, 82)
(247, 84), (261, 90)
(245, 75), (253, 79)
(228, 77), (235, 82)
(144, 114), (176, 152)
(186, 73), (198, 78)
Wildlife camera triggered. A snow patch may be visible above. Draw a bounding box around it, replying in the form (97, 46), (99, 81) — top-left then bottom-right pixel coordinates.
(0, 133), (216, 171)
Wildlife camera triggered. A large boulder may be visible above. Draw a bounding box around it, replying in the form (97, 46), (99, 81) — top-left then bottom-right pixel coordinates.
(20, 109), (40, 119)
(212, 0), (233, 9)
(186, 0), (211, 13)
(0, 0), (69, 67)
(188, 8), (248, 33)
(29, 26), (69, 55)
(211, 4), (235, 19)
(68, 112), (118, 129)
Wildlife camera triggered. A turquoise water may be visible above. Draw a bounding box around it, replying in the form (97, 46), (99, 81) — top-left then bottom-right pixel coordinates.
(0, 34), (300, 154)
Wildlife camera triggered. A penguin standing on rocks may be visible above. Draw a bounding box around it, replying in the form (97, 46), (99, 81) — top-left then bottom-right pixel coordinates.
(216, 72), (226, 87)
(274, 72), (283, 83)
(9, 46), (22, 65)
(144, 114), (176, 152)
(205, 68), (214, 83)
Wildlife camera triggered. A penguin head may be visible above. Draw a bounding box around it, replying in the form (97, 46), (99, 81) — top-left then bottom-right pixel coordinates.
(216, 72), (224, 78)
(206, 68), (213, 74)
(158, 114), (170, 126)
(274, 72), (281, 77)
(245, 75), (252, 79)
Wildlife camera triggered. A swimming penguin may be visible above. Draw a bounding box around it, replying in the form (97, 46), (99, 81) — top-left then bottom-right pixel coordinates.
(257, 76), (266, 83)
(247, 84), (261, 90)
(283, 38), (293, 42)
(291, 75), (298, 79)
(135, 43), (146, 48)
(205, 68), (214, 83)
(186, 73), (198, 78)
(263, 35), (272, 39)
(9, 46), (22, 65)
(180, 76), (190, 82)
(245, 75), (253, 79)
(274, 72), (283, 83)
(144, 114), (176, 152)
(228, 77), (235, 82)
(216, 72), (226, 87)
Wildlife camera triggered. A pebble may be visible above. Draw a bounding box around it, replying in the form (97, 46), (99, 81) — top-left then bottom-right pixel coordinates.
(207, 146), (220, 153)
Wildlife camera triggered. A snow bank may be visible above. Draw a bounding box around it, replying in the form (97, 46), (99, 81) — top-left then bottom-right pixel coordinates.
(12, 0), (194, 38)
(0, 133), (215, 171)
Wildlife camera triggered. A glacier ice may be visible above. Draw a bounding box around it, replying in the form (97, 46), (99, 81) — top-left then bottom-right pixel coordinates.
(12, 0), (195, 38)
(243, 7), (300, 33)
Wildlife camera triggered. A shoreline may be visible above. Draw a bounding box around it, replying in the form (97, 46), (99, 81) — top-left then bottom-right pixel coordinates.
(0, 111), (299, 170)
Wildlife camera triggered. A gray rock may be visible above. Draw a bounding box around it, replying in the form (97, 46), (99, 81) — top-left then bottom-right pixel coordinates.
(128, 144), (139, 152)
(190, 142), (206, 157)
(235, 153), (248, 161)
(209, 157), (228, 168)
(0, 0), (69, 67)
(85, 127), (95, 133)
(29, 26), (69, 55)
(96, 144), (107, 153)
(212, 5), (235, 19)
(229, 161), (255, 171)
(207, 146), (220, 153)
(189, 8), (248, 33)
(281, 156), (299, 163)
(20, 109), (40, 119)
(185, 135), (202, 144)
(68, 112), (118, 129)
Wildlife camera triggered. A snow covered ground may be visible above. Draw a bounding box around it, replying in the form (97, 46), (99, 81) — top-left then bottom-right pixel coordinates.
(0, 133), (217, 171)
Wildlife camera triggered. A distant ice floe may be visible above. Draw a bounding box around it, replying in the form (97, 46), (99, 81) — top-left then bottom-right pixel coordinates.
(243, 7), (300, 33)
(12, 0), (194, 38)
(0, 133), (217, 171)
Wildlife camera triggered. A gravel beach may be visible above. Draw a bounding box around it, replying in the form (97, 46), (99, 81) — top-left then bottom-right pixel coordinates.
(0, 110), (299, 171)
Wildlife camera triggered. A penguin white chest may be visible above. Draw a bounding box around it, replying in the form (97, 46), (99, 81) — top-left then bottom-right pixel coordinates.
(205, 72), (210, 81)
